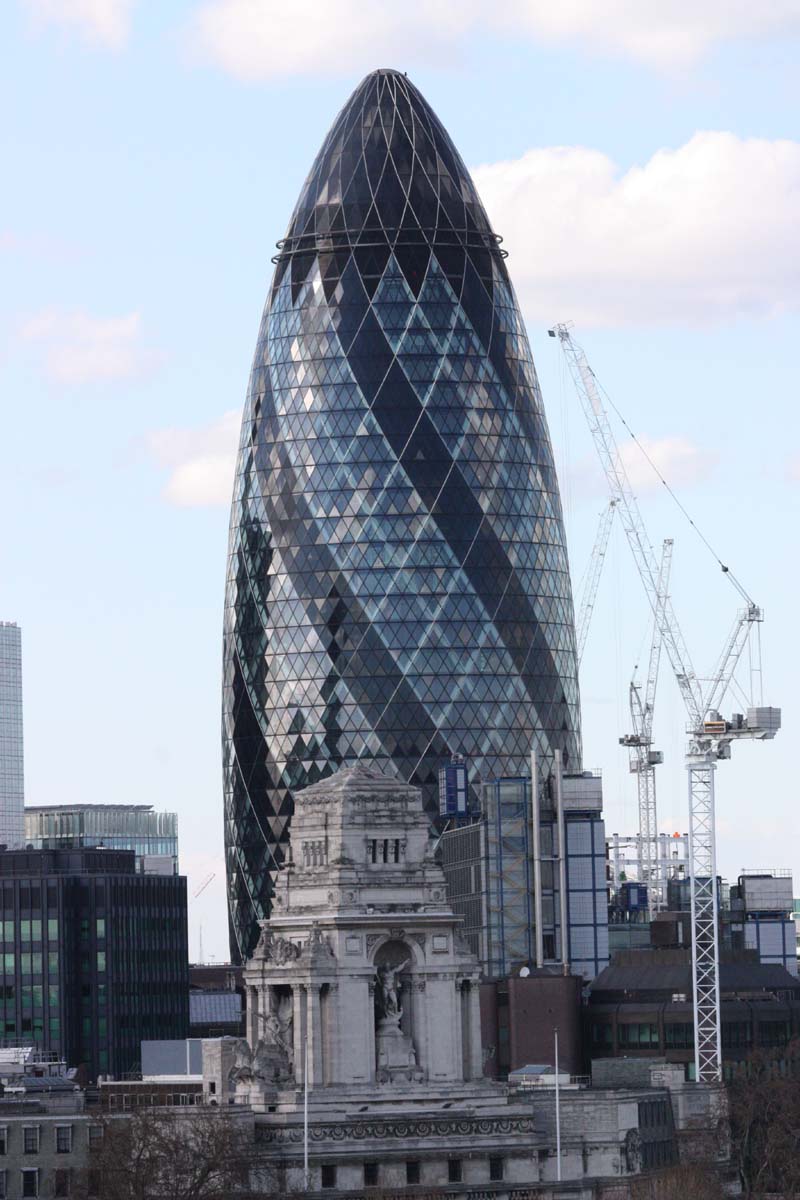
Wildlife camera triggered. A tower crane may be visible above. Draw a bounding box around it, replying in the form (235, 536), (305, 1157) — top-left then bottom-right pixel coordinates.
(575, 499), (617, 666)
(550, 323), (781, 1083)
(620, 539), (671, 918)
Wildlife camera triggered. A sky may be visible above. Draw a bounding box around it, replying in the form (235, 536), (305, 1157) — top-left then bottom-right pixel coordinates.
(1, 0), (798, 962)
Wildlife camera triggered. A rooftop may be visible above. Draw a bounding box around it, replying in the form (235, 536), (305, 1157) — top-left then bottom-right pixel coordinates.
(25, 804), (155, 813)
(189, 991), (242, 1026)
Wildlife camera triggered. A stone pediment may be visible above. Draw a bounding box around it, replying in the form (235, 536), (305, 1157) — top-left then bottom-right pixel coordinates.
(295, 764), (419, 803)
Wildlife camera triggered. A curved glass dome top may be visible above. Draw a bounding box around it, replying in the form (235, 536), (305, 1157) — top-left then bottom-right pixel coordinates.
(223, 69), (581, 960)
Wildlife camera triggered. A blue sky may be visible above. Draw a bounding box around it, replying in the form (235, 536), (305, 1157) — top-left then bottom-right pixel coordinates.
(2, 1), (798, 960)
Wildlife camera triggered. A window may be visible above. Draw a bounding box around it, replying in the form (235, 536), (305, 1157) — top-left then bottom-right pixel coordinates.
(406, 1161), (420, 1185)
(665, 1023), (694, 1049)
(54, 1169), (69, 1197)
(592, 1023), (612, 1047)
(759, 1021), (790, 1048)
(88, 1126), (103, 1149)
(0, 1128), (6, 1155)
(448, 1160), (462, 1183)
(489, 1156), (504, 1181)
(618, 1022), (659, 1049)
(722, 1021), (752, 1050)
(320, 1164), (336, 1189)
(21, 1169), (39, 1198)
(56, 1126), (72, 1154)
(23, 1127), (39, 1154)
(364, 1162), (378, 1186)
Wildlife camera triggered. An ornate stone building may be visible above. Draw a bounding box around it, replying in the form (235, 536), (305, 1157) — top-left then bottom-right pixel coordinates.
(205, 765), (542, 1191)
(203, 766), (727, 1196)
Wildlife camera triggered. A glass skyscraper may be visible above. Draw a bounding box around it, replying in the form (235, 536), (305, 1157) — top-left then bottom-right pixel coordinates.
(0, 623), (24, 849)
(223, 69), (581, 959)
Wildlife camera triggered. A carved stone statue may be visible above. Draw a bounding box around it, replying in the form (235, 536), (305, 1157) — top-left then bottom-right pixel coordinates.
(271, 935), (301, 965)
(373, 952), (423, 1084)
(252, 924), (301, 966)
(260, 991), (294, 1068)
(624, 1128), (643, 1173)
(376, 958), (410, 1020)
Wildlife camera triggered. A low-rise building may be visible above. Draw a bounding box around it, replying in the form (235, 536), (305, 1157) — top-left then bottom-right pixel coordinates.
(587, 947), (800, 1079)
(0, 848), (188, 1081)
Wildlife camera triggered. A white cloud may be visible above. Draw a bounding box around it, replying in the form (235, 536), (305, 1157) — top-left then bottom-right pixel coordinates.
(22, 0), (134, 48)
(618, 434), (716, 492)
(503, 0), (800, 69)
(187, 0), (463, 81)
(147, 411), (240, 508)
(21, 308), (159, 383)
(186, 0), (800, 79)
(472, 132), (800, 326)
(572, 434), (716, 502)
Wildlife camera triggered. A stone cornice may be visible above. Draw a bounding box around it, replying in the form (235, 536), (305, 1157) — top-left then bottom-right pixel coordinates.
(255, 1113), (536, 1145)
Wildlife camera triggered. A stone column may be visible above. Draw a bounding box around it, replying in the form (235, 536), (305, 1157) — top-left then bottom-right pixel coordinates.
(293, 985), (305, 1086)
(411, 980), (428, 1079)
(468, 980), (483, 1080)
(366, 979), (377, 1083)
(247, 984), (260, 1047)
(307, 984), (323, 1088)
(450, 976), (463, 1082)
(321, 982), (339, 1085)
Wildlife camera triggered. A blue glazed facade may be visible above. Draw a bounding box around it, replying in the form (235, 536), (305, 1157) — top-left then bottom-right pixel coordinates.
(223, 70), (581, 959)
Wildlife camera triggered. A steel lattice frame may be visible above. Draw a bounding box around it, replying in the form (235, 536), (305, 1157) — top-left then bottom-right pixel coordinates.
(687, 757), (722, 1081)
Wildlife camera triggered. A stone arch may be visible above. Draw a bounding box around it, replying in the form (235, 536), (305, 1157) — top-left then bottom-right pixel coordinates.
(369, 934), (424, 969)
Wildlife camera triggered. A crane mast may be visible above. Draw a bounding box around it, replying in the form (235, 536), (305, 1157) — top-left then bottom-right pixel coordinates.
(575, 499), (617, 666)
(621, 539), (672, 917)
(551, 324), (781, 1083)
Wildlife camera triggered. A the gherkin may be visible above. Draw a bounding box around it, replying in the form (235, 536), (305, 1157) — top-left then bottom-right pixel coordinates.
(223, 69), (581, 960)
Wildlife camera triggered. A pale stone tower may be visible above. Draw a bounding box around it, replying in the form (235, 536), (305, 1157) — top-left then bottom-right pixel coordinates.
(236, 764), (484, 1098)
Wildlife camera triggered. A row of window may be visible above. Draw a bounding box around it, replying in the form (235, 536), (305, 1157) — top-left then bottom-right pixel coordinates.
(0, 921), (59, 943)
(593, 1020), (793, 1051)
(321, 1156), (505, 1189)
(0, 1125), (77, 1155)
(0, 1165), (104, 1197)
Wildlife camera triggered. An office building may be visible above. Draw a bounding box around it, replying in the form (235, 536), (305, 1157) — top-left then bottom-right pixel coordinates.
(222, 68), (581, 959)
(441, 768), (609, 981)
(587, 948), (800, 1081)
(724, 869), (797, 976)
(25, 804), (178, 876)
(0, 848), (188, 1081)
(0, 623), (25, 849)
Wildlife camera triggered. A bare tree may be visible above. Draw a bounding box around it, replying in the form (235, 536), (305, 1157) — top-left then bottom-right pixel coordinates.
(84, 1107), (278, 1200)
(630, 1164), (725, 1200)
(727, 1038), (800, 1198)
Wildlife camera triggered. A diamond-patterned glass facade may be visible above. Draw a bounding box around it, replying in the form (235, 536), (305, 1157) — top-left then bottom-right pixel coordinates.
(223, 69), (581, 960)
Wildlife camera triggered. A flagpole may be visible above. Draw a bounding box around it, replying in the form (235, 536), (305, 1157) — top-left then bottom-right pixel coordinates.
(555, 1026), (561, 1182)
(303, 1032), (309, 1191)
